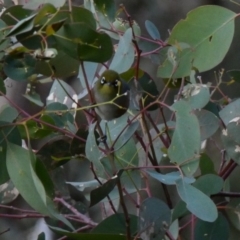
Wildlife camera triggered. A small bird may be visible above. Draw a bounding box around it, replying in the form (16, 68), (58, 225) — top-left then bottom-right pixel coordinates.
(93, 70), (130, 121)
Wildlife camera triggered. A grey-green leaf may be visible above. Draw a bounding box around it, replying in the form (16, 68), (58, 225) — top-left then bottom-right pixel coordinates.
(138, 197), (171, 240)
(110, 28), (134, 73)
(168, 100), (201, 176)
(145, 20), (161, 40)
(176, 179), (218, 222)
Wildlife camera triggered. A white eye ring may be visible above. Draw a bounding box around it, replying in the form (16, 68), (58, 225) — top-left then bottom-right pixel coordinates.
(100, 77), (106, 85)
(114, 79), (119, 87)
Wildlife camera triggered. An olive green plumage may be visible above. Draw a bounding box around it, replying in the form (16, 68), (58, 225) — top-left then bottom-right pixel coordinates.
(93, 70), (130, 121)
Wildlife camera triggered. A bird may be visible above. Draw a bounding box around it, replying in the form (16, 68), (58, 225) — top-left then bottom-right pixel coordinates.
(93, 69), (130, 121)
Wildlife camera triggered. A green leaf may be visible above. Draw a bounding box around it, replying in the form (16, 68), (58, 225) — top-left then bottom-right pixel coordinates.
(45, 102), (75, 131)
(100, 114), (139, 151)
(221, 121), (240, 164)
(24, 0), (65, 10)
(92, 213), (138, 235)
(199, 153), (216, 175)
(0, 19), (10, 60)
(0, 123), (22, 146)
(85, 123), (106, 178)
(35, 158), (55, 198)
(23, 92), (44, 107)
(90, 170), (124, 207)
(219, 98), (240, 125)
(0, 105), (18, 122)
(203, 102), (220, 118)
(138, 72), (160, 111)
(146, 170), (195, 185)
(37, 232), (45, 240)
(1, 5), (32, 26)
(16, 29), (44, 49)
(7, 13), (37, 37)
(35, 51), (79, 79)
(176, 179), (218, 222)
(54, 22), (113, 62)
(195, 109), (220, 141)
(225, 199), (240, 231)
(227, 69), (240, 83)
(158, 5), (236, 78)
(47, 6), (96, 29)
(0, 147), (9, 184)
(51, 227), (133, 240)
(145, 20), (160, 40)
(194, 213), (229, 240)
(3, 54), (36, 81)
(6, 143), (47, 208)
(169, 219), (179, 240)
(34, 3), (57, 24)
(94, 0), (116, 21)
(168, 100), (201, 176)
(138, 197), (171, 240)
(172, 200), (188, 221)
(193, 174), (223, 196)
(109, 28), (134, 73)
(6, 143), (73, 229)
(182, 84), (210, 109)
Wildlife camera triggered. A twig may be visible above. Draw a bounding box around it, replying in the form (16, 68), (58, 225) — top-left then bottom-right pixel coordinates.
(219, 159), (237, 180)
(116, 178), (131, 240)
(54, 197), (97, 226)
(0, 92), (86, 143)
(0, 228), (10, 236)
(146, 112), (169, 148)
(212, 191), (240, 198)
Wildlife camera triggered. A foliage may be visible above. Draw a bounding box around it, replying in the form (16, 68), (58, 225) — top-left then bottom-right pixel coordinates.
(0, 0), (240, 239)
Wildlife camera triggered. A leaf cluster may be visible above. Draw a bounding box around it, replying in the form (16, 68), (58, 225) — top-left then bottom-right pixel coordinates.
(0, 0), (239, 240)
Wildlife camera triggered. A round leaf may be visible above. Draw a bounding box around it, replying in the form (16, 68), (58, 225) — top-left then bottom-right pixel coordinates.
(158, 5), (236, 78)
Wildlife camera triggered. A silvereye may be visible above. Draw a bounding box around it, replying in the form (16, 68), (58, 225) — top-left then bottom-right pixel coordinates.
(93, 70), (130, 121)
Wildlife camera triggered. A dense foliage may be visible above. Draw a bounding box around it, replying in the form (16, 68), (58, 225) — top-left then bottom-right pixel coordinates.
(0, 0), (240, 239)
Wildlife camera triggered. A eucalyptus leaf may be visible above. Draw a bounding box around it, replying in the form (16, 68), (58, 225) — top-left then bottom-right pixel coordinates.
(0, 105), (18, 122)
(90, 170), (124, 207)
(176, 179), (218, 222)
(54, 22), (113, 62)
(227, 69), (240, 83)
(145, 20), (161, 40)
(194, 213), (229, 240)
(85, 123), (106, 178)
(221, 121), (240, 164)
(194, 109), (220, 141)
(6, 143), (73, 229)
(168, 100), (201, 176)
(3, 54), (37, 81)
(146, 170), (195, 185)
(225, 199), (240, 231)
(182, 84), (210, 109)
(138, 197), (171, 240)
(193, 174), (223, 196)
(7, 13), (37, 37)
(158, 5), (236, 78)
(92, 213), (138, 235)
(110, 28), (134, 73)
(219, 98), (240, 125)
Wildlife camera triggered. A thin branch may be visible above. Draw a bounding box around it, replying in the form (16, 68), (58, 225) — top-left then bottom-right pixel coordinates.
(54, 197), (97, 226)
(116, 178), (131, 240)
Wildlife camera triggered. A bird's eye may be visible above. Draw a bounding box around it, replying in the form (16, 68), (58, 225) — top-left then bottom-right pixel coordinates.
(100, 77), (106, 85)
(114, 79), (119, 87)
